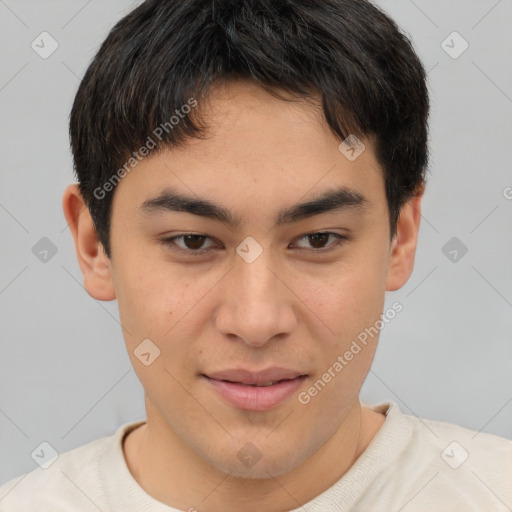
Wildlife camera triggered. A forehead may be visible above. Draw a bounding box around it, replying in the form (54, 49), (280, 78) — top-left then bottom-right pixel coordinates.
(112, 80), (385, 217)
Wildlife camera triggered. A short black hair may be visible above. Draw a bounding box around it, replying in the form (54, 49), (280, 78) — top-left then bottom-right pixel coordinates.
(70, 0), (430, 258)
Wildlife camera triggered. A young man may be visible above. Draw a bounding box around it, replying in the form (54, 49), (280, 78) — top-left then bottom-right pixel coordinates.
(1, 0), (510, 510)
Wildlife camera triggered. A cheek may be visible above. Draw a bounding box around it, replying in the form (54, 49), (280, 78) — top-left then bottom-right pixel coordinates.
(297, 268), (385, 423)
(113, 260), (226, 378)
(291, 250), (388, 403)
(113, 258), (201, 334)
(297, 257), (387, 335)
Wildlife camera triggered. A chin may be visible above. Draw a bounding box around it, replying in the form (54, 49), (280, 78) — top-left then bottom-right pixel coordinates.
(202, 439), (310, 481)
(217, 457), (301, 481)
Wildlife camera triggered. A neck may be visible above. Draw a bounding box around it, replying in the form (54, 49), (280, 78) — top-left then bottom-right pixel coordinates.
(123, 401), (385, 512)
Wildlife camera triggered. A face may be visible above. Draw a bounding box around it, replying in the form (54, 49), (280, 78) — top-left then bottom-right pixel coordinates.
(66, 79), (420, 480)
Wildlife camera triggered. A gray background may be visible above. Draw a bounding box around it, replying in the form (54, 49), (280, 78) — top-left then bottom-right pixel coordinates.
(1, 0), (511, 487)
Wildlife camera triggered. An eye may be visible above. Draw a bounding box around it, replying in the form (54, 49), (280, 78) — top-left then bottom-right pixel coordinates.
(292, 232), (347, 252)
(160, 231), (347, 255)
(160, 234), (218, 254)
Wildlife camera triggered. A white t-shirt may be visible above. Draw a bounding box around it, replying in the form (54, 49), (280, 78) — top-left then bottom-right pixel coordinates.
(0, 401), (511, 511)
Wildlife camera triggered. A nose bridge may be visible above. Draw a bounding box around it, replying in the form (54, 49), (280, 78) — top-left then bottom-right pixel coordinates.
(215, 242), (296, 346)
(242, 255), (275, 297)
(234, 234), (279, 296)
(234, 242), (281, 311)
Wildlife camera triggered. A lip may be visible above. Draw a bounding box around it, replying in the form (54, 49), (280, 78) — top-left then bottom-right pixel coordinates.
(205, 367), (305, 385)
(202, 368), (307, 411)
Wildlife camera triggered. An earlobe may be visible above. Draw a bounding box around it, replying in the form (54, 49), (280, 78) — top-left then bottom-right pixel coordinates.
(62, 184), (116, 301)
(385, 185), (424, 291)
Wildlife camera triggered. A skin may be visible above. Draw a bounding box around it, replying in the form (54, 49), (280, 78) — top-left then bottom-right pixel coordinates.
(63, 79), (423, 512)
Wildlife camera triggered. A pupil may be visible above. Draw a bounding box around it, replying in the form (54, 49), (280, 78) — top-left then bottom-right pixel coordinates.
(309, 233), (329, 249)
(182, 234), (330, 251)
(184, 235), (205, 250)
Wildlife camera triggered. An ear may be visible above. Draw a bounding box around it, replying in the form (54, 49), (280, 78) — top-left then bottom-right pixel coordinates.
(386, 185), (424, 291)
(62, 184), (116, 301)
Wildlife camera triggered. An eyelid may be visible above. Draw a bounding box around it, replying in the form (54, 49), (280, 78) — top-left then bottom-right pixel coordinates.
(160, 231), (348, 255)
(292, 232), (347, 252)
(162, 233), (219, 254)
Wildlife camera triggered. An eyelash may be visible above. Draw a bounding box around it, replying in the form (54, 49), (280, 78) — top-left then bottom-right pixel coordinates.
(160, 232), (347, 256)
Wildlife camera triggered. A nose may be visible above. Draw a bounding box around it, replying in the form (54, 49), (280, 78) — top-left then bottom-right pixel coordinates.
(213, 248), (297, 348)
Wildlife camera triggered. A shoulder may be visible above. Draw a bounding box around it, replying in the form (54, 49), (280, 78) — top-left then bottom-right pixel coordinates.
(379, 401), (512, 460)
(392, 403), (512, 508)
(406, 409), (512, 465)
(0, 422), (137, 512)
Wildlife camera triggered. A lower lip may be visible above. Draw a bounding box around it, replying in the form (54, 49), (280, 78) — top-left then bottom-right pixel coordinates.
(203, 375), (307, 411)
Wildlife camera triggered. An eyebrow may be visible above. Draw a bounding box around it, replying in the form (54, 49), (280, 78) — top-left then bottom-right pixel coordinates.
(140, 186), (369, 228)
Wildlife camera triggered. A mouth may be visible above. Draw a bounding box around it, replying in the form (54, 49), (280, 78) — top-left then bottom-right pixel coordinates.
(212, 378), (298, 387)
(202, 370), (308, 411)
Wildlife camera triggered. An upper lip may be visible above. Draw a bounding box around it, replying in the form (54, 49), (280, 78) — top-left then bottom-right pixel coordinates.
(204, 368), (306, 385)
